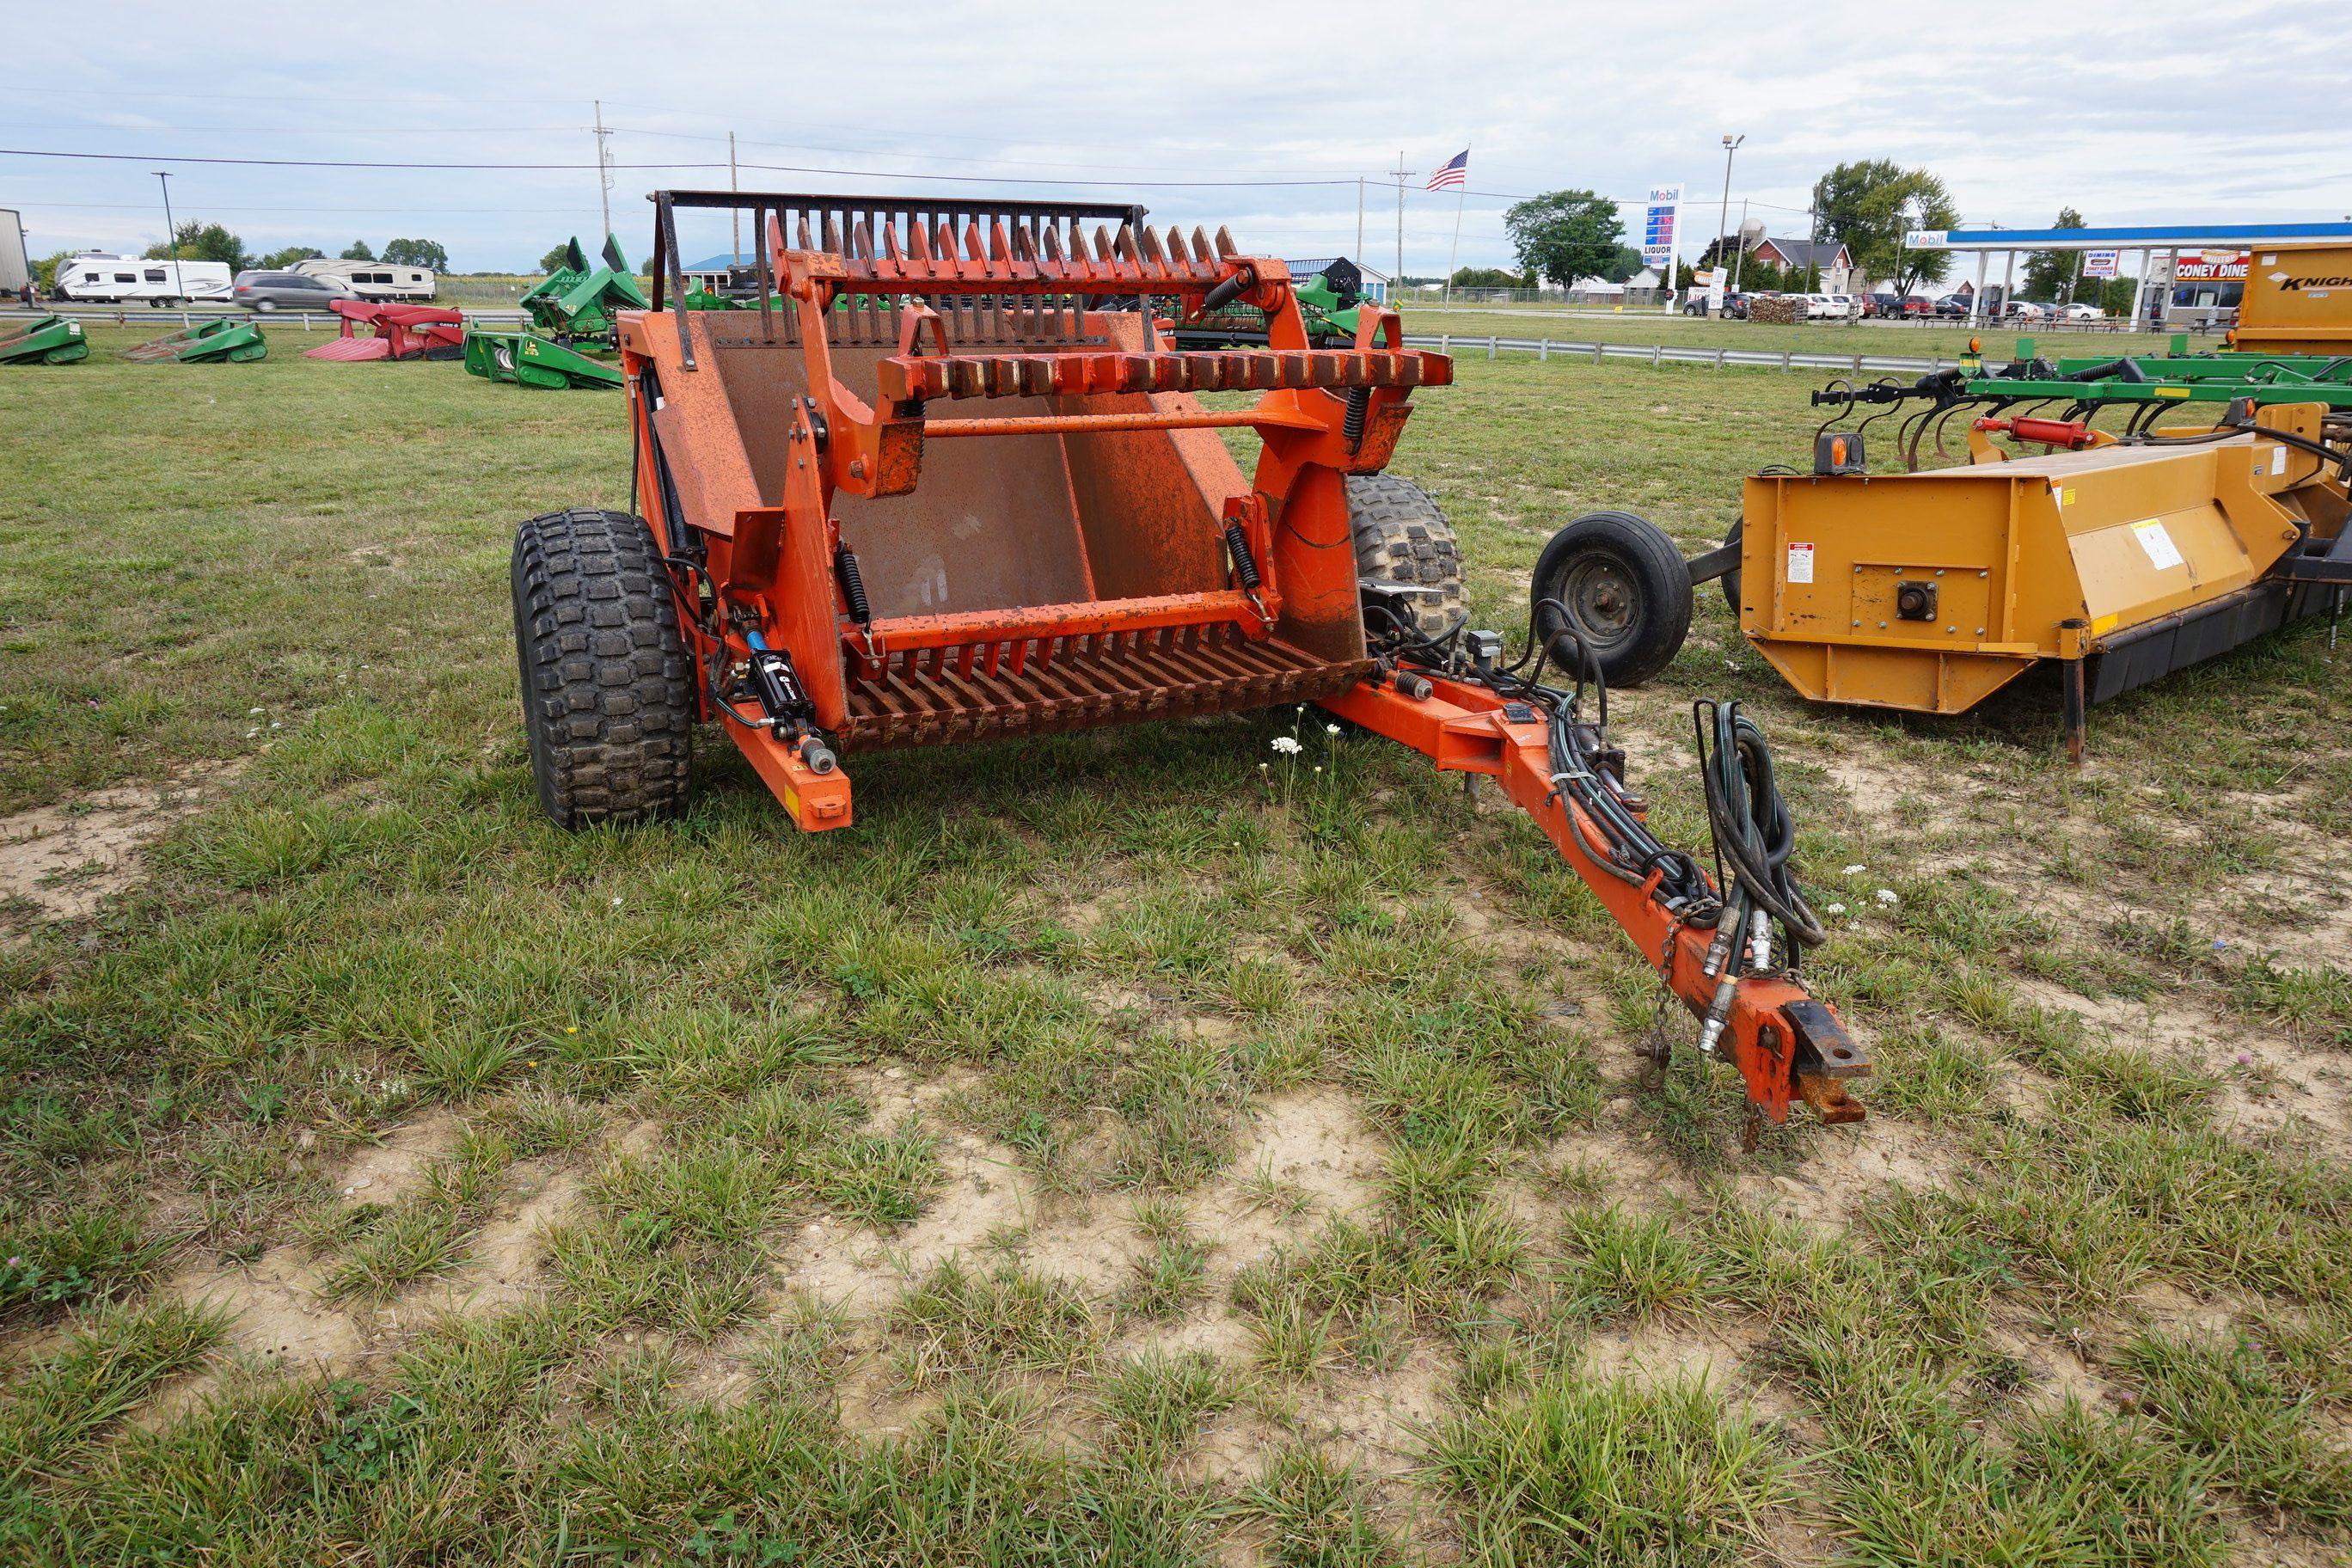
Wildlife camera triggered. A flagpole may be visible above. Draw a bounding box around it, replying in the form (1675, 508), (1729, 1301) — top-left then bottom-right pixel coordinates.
(1444, 164), (1467, 308)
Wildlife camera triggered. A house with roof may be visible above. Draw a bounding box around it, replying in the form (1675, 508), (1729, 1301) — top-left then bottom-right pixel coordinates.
(1745, 237), (1854, 292)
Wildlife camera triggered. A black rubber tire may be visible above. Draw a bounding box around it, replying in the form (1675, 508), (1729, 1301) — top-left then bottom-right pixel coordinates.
(1530, 510), (1694, 688)
(1718, 518), (1743, 616)
(1345, 474), (1466, 641)
(511, 508), (695, 829)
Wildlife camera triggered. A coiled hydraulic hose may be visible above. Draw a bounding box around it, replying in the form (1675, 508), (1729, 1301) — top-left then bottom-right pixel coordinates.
(1694, 699), (1825, 959)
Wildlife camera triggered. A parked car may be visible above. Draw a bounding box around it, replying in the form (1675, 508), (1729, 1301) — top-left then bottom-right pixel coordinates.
(1679, 291), (1753, 319)
(232, 270), (358, 313)
(1865, 292), (1903, 318)
(2056, 302), (2104, 322)
(2001, 300), (2049, 322)
(1932, 295), (1974, 317)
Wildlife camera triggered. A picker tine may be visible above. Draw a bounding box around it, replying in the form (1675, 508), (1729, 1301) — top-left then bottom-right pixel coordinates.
(1042, 224), (1063, 262)
(795, 214), (813, 250)
(1214, 226), (1238, 259)
(821, 211), (841, 253)
(989, 218), (1011, 262)
(965, 219), (986, 266)
(1165, 227), (1190, 265)
(1192, 227), (1213, 265)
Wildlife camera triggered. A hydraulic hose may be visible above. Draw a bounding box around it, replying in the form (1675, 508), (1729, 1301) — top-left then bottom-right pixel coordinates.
(1694, 699), (1826, 957)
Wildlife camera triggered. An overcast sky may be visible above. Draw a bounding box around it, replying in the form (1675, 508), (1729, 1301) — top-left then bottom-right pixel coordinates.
(5, 0), (2340, 275)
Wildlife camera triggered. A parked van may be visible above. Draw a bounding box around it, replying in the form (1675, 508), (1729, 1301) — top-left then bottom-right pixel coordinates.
(53, 252), (233, 305)
(291, 258), (436, 301)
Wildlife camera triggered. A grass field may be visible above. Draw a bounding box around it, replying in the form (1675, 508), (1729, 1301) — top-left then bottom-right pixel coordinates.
(3, 325), (2349, 1565)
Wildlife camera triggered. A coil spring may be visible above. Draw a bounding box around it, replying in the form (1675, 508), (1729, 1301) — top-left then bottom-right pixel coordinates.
(1222, 521), (1263, 591)
(834, 544), (872, 625)
(1341, 386), (1371, 450)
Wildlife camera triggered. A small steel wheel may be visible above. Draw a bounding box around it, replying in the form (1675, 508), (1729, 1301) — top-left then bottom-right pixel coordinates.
(1531, 510), (1694, 688)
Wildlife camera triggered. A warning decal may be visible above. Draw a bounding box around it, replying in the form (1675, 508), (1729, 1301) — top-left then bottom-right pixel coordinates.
(1786, 542), (1815, 584)
(2132, 520), (2185, 572)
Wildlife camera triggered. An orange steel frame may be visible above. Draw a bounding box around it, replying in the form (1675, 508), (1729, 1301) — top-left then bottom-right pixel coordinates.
(617, 199), (1865, 1126)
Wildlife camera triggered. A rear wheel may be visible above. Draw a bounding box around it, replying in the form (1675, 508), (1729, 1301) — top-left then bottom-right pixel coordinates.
(1345, 475), (1466, 641)
(511, 508), (695, 829)
(1531, 511), (1694, 688)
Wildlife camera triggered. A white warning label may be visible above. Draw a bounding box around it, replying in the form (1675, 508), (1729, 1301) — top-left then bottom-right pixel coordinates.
(1786, 542), (1815, 584)
(2132, 520), (2185, 572)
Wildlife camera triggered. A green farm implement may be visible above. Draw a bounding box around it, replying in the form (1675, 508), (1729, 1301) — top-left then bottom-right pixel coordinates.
(1965, 335), (2352, 425)
(124, 318), (268, 364)
(0, 313), (89, 364)
(462, 326), (622, 389)
(520, 235), (649, 346)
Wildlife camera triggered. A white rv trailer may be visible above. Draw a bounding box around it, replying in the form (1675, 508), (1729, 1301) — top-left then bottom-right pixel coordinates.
(291, 258), (437, 300)
(53, 252), (233, 305)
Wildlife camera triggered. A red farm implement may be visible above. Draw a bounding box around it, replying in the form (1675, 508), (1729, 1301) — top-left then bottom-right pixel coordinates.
(304, 299), (467, 362)
(505, 190), (1867, 1130)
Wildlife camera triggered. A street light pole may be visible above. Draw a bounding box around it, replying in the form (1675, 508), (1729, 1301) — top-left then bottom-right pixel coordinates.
(1715, 134), (1743, 315)
(153, 170), (179, 297)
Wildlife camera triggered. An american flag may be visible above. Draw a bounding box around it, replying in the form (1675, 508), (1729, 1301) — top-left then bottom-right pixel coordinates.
(1426, 150), (1469, 191)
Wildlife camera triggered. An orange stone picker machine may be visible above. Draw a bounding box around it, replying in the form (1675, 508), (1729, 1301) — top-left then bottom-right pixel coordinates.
(506, 190), (1867, 1130)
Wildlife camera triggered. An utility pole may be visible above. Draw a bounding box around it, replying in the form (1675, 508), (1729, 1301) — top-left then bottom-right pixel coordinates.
(1392, 152), (1410, 305)
(592, 100), (615, 241)
(152, 170), (178, 297)
(1715, 133), (1743, 315)
(729, 132), (741, 266)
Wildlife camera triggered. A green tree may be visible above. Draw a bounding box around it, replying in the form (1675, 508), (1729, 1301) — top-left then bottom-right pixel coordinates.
(1504, 190), (1624, 289)
(1810, 160), (1957, 296)
(33, 250), (73, 291)
(537, 242), (573, 274)
(143, 220), (248, 272)
(1601, 244), (1645, 284)
(258, 245), (323, 270)
(380, 237), (450, 272)
(1449, 266), (1526, 291)
(340, 240), (376, 261)
(2022, 208), (2088, 304)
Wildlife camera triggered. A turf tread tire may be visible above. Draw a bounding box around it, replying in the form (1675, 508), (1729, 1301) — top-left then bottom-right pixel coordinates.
(1345, 475), (1466, 640)
(511, 507), (694, 829)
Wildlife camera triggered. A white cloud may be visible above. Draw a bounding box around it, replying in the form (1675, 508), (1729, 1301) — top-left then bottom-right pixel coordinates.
(1, 0), (2331, 271)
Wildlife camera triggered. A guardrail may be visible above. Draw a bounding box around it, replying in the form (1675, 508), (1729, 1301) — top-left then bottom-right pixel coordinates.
(1404, 332), (1951, 375)
(2, 303), (529, 330)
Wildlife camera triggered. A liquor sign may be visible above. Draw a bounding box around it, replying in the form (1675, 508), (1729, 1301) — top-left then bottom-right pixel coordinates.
(1641, 184), (1683, 268)
(2080, 250), (2119, 279)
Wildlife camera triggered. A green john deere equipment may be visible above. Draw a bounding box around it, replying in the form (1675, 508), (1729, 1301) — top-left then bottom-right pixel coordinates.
(0, 313), (89, 364)
(124, 318), (268, 364)
(462, 326), (623, 389)
(1167, 258), (1367, 347)
(519, 235), (650, 346)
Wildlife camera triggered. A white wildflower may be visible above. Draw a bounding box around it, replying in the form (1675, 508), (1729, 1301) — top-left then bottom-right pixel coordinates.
(1271, 736), (1303, 756)
(1824, 903), (1846, 915)
(1326, 724), (1341, 736)
(1842, 864), (1866, 875)
(1875, 889), (1899, 905)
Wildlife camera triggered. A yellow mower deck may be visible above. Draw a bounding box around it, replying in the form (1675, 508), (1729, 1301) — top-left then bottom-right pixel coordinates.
(1735, 404), (2347, 720)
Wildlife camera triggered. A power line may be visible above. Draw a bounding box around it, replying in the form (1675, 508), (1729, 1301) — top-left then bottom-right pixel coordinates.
(0, 145), (1366, 188)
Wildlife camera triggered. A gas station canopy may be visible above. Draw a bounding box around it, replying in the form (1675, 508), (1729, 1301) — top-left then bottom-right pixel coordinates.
(1899, 222), (2352, 327)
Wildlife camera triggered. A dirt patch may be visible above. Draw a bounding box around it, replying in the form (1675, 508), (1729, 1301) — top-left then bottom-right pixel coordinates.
(1194, 1088), (1384, 1270)
(0, 769), (225, 927)
(328, 1108), (465, 1203)
(167, 1243), (369, 1377)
